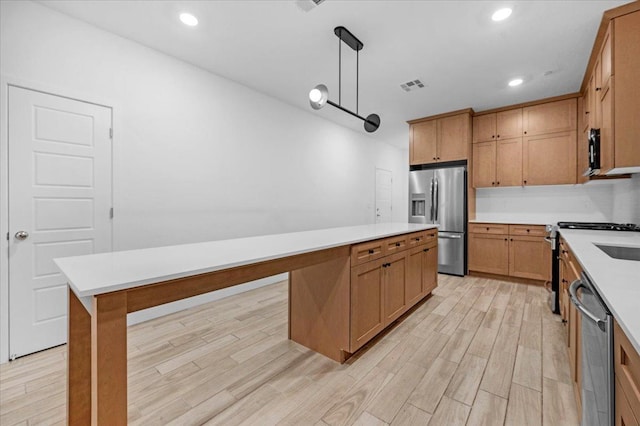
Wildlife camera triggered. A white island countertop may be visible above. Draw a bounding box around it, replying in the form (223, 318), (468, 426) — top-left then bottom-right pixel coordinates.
(559, 229), (640, 354)
(55, 223), (438, 298)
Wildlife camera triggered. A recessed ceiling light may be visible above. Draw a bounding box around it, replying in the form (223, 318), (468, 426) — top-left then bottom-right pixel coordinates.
(179, 13), (198, 27)
(508, 78), (524, 87)
(492, 8), (512, 21)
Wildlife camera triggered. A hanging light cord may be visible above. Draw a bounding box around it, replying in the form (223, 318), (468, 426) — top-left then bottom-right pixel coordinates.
(338, 36), (341, 106)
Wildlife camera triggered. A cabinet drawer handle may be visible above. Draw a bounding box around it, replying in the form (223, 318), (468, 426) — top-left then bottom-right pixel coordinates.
(423, 248), (429, 252)
(504, 238), (508, 241)
(368, 249), (374, 254)
(524, 131), (527, 135)
(596, 87), (601, 91)
(395, 242), (401, 247)
(486, 227), (490, 231)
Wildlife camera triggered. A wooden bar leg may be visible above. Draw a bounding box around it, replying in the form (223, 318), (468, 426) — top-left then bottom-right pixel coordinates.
(91, 292), (127, 425)
(68, 288), (91, 425)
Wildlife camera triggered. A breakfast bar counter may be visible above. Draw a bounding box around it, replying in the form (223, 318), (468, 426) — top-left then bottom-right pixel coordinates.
(55, 223), (438, 425)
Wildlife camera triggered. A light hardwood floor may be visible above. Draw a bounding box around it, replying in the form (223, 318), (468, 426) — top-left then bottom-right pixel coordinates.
(0, 274), (578, 425)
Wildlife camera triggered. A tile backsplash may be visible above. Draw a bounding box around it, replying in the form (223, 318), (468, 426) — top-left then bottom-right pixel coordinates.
(475, 175), (640, 225)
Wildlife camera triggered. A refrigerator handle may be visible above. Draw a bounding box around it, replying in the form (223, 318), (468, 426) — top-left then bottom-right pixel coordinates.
(434, 177), (439, 222)
(429, 178), (434, 222)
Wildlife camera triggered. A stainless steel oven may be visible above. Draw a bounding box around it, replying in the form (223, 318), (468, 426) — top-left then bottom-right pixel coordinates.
(569, 272), (613, 426)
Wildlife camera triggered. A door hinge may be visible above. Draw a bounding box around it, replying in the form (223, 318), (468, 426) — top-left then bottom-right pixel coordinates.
(109, 207), (114, 219)
(109, 128), (113, 139)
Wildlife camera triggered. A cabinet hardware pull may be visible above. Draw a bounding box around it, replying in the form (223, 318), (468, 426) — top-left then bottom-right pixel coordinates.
(497, 134), (500, 138)
(486, 227), (490, 230)
(510, 238), (513, 241)
(585, 111), (590, 114)
(496, 181), (500, 185)
(492, 135), (495, 138)
(492, 182), (495, 186)
(433, 157), (436, 160)
(423, 248), (429, 252)
(596, 87), (601, 91)
(368, 249), (374, 254)
(396, 242), (401, 247)
(523, 180), (527, 184)
(504, 238), (508, 241)
(430, 233), (435, 237)
(524, 131), (527, 134)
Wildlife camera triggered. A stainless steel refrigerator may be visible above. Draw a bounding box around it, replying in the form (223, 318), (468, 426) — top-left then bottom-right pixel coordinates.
(409, 165), (466, 276)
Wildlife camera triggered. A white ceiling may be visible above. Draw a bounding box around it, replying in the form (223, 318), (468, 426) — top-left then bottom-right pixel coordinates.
(40, 0), (628, 148)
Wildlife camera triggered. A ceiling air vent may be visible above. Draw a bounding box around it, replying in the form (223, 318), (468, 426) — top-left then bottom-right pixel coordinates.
(400, 79), (425, 92)
(296, 0), (326, 12)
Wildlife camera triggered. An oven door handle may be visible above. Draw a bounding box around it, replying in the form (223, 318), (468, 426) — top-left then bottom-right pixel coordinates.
(569, 279), (606, 332)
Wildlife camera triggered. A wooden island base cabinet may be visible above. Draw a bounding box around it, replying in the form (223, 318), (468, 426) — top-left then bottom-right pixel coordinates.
(290, 230), (438, 360)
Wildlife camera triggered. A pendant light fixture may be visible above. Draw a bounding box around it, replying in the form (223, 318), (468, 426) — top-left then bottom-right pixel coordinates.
(309, 26), (380, 133)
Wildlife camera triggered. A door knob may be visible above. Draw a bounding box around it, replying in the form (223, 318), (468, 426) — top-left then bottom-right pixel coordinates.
(15, 231), (29, 240)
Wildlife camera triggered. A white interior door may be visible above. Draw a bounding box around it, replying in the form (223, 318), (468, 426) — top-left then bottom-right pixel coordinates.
(8, 86), (112, 359)
(375, 168), (392, 223)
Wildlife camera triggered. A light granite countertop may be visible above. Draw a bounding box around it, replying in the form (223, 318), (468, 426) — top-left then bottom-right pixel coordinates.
(55, 223), (438, 299)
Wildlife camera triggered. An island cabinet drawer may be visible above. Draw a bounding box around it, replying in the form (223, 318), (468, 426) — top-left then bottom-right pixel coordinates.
(615, 320), (640, 419)
(351, 240), (385, 266)
(384, 235), (408, 255)
(469, 223), (508, 235)
(406, 232), (427, 248)
(509, 224), (547, 237)
(423, 230), (438, 245)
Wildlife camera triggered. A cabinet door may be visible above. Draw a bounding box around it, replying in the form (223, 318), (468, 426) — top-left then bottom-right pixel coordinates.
(496, 138), (522, 186)
(523, 130), (577, 186)
(577, 125), (590, 184)
(438, 114), (469, 162)
(615, 377), (640, 426)
(496, 108), (522, 140)
(600, 77), (614, 173)
(410, 120), (438, 165)
(472, 113), (496, 143)
(350, 259), (384, 352)
(601, 21), (612, 88)
(383, 252), (407, 326)
(587, 72), (597, 130)
(508, 236), (551, 281)
(468, 233), (509, 275)
(522, 98), (577, 136)
(472, 141), (496, 188)
(422, 243), (438, 295)
(406, 246), (424, 307)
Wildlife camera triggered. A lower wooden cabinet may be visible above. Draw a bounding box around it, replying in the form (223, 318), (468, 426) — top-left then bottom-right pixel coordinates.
(468, 233), (509, 275)
(383, 251), (407, 325)
(350, 232), (438, 353)
(468, 223), (550, 282)
(508, 235), (551, 280)
(406, 241), (438, 307)
(559, 237), (583, 418)
(616, 376), (639, 426)
(350, 259), (385, 352)
(615, 319), (640, 425)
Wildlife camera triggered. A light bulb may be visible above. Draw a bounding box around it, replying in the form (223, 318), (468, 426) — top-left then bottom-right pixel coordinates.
(492, 8), (512, 22)
(508, 78), (523, 87)
(180, 13), (198, 26)
(309, 88), (322, 103)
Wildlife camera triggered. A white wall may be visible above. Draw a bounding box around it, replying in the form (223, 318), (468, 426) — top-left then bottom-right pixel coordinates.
(0, 1), (409, 362)
(476, 177), (640, 224)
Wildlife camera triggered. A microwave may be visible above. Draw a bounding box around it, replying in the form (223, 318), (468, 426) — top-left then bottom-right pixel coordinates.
(583, 128), (600, 176)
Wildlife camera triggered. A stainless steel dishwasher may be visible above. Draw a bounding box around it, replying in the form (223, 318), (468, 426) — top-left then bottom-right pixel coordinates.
(569, 272), (614, 426)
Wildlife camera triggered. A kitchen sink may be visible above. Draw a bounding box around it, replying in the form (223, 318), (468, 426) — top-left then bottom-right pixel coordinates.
(595, 244), (640, 261)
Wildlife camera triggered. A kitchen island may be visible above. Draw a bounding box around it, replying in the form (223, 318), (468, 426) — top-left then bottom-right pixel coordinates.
(55, 223), (438, 425)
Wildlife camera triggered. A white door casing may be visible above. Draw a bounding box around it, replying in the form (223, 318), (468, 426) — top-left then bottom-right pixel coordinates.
(375, 168), (392, 223)
(8, 86), (112, 358)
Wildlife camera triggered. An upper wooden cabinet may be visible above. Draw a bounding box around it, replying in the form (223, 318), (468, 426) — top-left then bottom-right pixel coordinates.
(409, 110), (472, 165)
(580, 8), (640, 175)
(472, 138), (522, 188)
(523, 130), (577, 186)
(473, 109), (523, 143)
(522, 98), (577, 136)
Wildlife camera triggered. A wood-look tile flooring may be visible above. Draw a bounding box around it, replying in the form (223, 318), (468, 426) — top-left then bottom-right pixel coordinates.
(0, 275), (579, 425)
